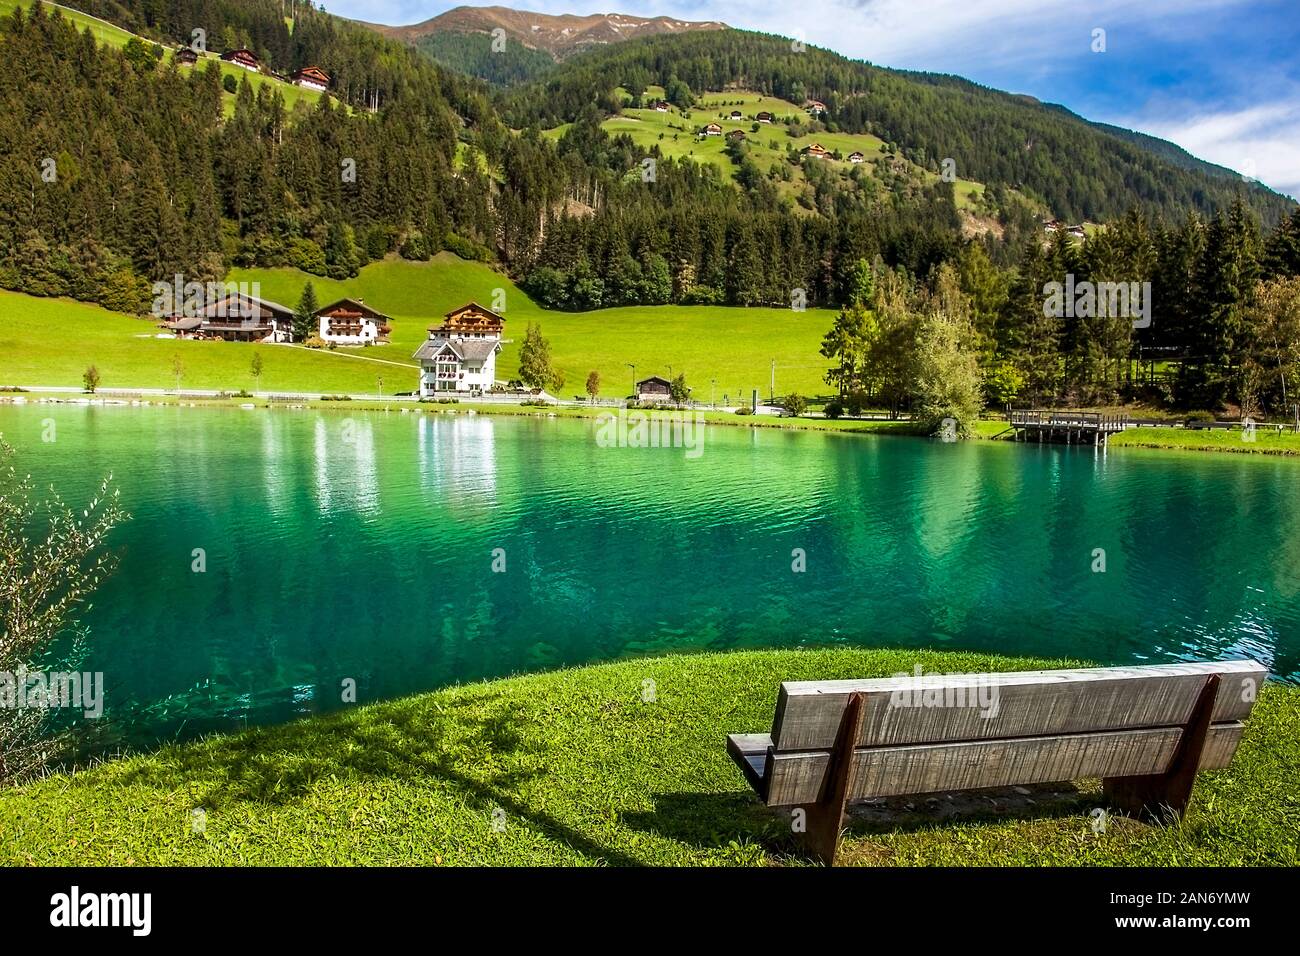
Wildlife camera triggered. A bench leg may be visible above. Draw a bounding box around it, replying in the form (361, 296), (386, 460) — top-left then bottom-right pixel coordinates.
(800, 691), (865, 866)
(1103, 674), (1219, 820)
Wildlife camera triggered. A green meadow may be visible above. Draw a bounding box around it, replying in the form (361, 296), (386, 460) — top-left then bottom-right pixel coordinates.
(0, 290), (407, 395)
(546, 87), (989, 212)
(0, 255), (836, 398)
(229, 254), (837, 399)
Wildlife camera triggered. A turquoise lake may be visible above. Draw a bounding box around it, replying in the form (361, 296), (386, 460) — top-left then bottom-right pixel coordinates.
(2, 404), (1297, 751)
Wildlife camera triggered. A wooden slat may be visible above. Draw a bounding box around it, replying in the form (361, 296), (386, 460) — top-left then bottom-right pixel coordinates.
(771, 661), (1265, 752)
(762, 721), (1244, 806)
(725, 733), (772, 800)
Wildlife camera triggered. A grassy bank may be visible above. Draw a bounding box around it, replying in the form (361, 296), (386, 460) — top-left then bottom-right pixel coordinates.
(1112, 425), (1300, 456)
(1, 648), (1295, 866)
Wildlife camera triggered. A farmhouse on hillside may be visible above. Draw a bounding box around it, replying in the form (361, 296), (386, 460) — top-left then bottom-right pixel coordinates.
(848, 151), (865, 163)
(635, 376), (674, 403)
(651, 100), (669, 112)
(220, 48), (260, 71)
(756, 111), (773, 123)
(802, 143), (829, 160)
(174, 46), (199, 65)
(160, 292), (294, 343)
(729, 110), (743, 120)
(292, 66), (330, 92)
(413, 302), (504, 397)
(726, 129), (746, 142)
(315, 298), (390, 345)
(703, 123), (722, 136)
(806, 100), (827, 115)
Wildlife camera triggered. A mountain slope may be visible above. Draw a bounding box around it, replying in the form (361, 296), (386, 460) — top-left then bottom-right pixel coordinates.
(362, 5), (728, 85)
(364, 6), (726, 57)
(505, 30), (1295, 226)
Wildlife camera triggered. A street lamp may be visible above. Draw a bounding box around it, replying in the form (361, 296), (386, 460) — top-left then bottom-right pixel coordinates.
(627, 363), (636, 400)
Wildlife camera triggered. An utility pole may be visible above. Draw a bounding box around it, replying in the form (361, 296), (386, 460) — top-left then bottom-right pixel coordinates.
(710, 378), (716, 409)
(770, 359), (776, 401)
(627, 363), (636, 399)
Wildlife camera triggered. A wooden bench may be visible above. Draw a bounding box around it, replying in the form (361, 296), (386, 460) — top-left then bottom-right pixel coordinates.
(727, 660), (1266, 864)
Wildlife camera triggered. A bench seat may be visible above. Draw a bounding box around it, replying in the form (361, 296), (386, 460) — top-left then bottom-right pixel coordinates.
(727, 660), (1267, 863)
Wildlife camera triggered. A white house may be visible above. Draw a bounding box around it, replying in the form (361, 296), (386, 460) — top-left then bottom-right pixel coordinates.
(315, 298), (390, 345)
(413, 302), (504, 396)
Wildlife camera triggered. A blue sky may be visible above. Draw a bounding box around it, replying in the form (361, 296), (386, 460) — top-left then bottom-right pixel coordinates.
(324, 0), (1300, 199)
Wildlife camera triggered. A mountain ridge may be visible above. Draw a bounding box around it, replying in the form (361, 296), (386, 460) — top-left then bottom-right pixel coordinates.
(359, 5), (727, 58)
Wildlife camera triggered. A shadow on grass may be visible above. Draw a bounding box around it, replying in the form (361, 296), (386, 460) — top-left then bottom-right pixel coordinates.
(112, 692), (646, 866)
(625, 783), (1100, 858)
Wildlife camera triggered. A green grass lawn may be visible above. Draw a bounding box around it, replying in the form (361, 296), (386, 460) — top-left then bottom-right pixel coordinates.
(1, 647), (1294, 866)
(229, 254), (837, 399)
(1112, 425), (1300, 456)
(0, 255), (835, 398)
(0, 291), (407, 395)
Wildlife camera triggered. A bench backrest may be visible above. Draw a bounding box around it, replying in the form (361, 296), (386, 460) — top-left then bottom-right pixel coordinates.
(759, 661), (1266, 807)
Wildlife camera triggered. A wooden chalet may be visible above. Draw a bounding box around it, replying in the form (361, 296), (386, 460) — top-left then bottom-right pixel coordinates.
(435, 302), (505, 337)
(413, 302), (505, 396)
(315, 298), (390, 345)
(805, 99), (827, 115)
(175, 46), (199, 65)
(726, 129), (746, 142)
(756, 111), (774, 123)
(160, 292), (294, 343)
(729, 110), (743, 120)
(703, 123), (722, 136)
(848, 151), (865, 163)
(220, 48), (259, 72)
(636, 376), (673, 403)
(292, 66), (330, 92)
(802, 142), (829, 159)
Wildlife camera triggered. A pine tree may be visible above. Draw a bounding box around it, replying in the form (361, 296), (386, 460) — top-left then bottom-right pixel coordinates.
(293, 281), (318, 342)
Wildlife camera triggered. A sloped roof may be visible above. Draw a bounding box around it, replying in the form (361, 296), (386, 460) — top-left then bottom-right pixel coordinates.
(315, 297), (389, 321)
(456, 339), (499, 362)
(413, 337), (460, 362)
(414, 336), (499, 363)
(201, 293), (293, 321)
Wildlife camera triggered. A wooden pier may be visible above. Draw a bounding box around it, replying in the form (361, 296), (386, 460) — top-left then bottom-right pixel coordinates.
(1008, 410), (1129, 446)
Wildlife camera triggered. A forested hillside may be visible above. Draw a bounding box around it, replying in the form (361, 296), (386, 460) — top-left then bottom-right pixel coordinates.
(413, 29), (556, 86)
(502, 31), (1293, 227)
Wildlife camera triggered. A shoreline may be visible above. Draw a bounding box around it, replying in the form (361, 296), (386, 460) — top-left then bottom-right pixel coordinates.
(4, 388), (1300, 458)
